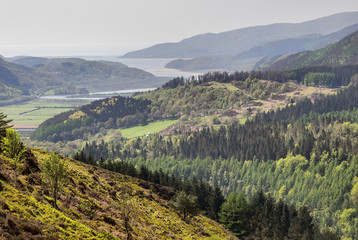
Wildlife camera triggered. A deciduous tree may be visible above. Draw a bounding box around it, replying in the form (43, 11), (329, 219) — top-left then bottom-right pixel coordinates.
(1, 128), (26, 184)
(42, 153), (68, 208)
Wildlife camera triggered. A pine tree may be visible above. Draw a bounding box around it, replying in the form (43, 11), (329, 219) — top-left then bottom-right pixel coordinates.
(208, 183), (225, 221)
(0, 112), (11, 139)
(219, 192), (248, 237)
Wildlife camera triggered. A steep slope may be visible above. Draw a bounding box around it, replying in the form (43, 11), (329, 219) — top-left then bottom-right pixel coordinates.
(0, 148), (235, 239)
(0, 58), (35, 105)
(267, 30), (358, 71)
(123, 12), (358, 58)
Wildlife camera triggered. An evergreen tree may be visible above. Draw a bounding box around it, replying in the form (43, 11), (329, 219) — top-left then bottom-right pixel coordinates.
(208, 183), (225, 221)
(0, 112), (11, 139)
(219, 192), (248, 238)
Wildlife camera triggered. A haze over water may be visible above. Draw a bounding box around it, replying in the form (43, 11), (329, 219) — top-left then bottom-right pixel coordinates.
(79, 56), (201, 78)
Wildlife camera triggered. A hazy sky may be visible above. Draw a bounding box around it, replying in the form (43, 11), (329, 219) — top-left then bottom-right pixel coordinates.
(1, 0), (358, 57)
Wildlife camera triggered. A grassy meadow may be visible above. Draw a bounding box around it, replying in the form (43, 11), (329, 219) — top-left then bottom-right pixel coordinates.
(0, 98), (92, 127)
(120, 119), (179, 139)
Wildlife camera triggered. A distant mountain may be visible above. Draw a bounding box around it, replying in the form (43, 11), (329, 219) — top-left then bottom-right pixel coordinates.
(165, 56), (259, 71)
(165, 21), (358, 72)
(123, 12), (358, 59)
(7, 56), (50, 67)
(0, 56), (166, 105)
(0, 58), (35, 105)
(266, 30), (358, 71)
(234, 23), (358, 60)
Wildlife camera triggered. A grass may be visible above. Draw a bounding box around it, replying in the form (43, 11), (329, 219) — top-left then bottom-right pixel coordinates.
(286, 86), (336, 98)
(222, 83), (239, 91)
(120, 119), (178, 139)
(0, 98), (92, 127)
(210, 82), (239, 91)
(239, 117), (249, 124)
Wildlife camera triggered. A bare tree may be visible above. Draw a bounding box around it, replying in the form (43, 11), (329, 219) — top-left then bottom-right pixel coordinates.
(117, 184), (136, 240)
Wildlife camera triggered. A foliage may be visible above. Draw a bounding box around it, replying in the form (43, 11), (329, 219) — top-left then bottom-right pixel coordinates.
(32, 95), (151, 142)
(337, 208), (358, 240)
(1, 128), (26, 183)
(304, 72), (336, 87)
(351, 181), (358, 207)
(0, 147), (235, 239)
(219, 192), (248, 237)
(0, 112), (11, 138)
(74, 150), (226, 221)
(117, 184), (136, 240)
(219, 191), (336, 239)
(72, 84), (358, 239)
(172, 191), (199, 219)
(31, 69), (339, 143)
(41, 152), (69, 208)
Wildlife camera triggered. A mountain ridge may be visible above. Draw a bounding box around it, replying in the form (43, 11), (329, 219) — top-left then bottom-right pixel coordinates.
(165, 22), (358, 71)
(234, 22), (358, 60)
(123, 12), (358, 59)
(265, 29), (358, 71)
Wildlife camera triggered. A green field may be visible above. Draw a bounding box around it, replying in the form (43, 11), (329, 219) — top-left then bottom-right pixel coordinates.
(120, 119), (178, 139)
(0, 98), (92, 127)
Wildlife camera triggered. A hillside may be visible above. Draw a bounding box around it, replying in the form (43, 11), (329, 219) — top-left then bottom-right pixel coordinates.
(31, 71), (338, 144)
(0, 58), (35, 105)
(0, 57), (165, 106)
(26, 64), (358, 239)
(123, 12), (358, 59)
(234, 22), (358, 60)
(78, 84), (358, 240)
(165, 56), (260, 71)
(266, 30), (358, 71)
(165, 22), (358, 71)
(6, 56), (49, 68)
(0, 147), (236, 239)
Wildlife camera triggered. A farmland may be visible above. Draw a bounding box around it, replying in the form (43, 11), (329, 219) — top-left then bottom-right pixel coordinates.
(0, 98), (91, 128)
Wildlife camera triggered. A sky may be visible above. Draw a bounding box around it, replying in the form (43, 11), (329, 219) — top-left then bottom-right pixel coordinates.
(1, 0), (358, 57)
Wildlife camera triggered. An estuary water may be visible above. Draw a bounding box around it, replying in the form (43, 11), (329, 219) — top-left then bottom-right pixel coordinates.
(40, 87), (157, 100)
(78, 56), (201, 78)
(41, 56), (201, 100)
